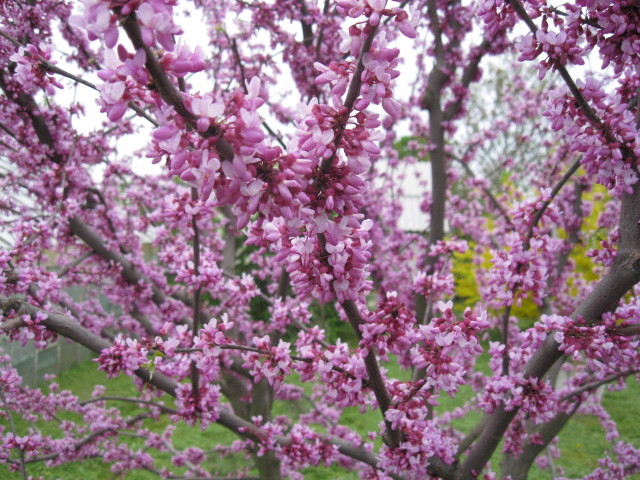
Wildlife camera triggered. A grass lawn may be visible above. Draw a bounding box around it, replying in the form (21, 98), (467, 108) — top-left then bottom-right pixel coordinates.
(1, 357), (639, 479)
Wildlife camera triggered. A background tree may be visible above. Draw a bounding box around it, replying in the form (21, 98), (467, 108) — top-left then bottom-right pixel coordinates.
(0, 1), (639, 479)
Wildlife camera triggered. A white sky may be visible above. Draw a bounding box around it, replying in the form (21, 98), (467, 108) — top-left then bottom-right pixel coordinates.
(46, 2), (605, 233)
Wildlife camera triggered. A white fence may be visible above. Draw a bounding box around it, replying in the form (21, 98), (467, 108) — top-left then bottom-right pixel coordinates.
(1, 336), (93, 387)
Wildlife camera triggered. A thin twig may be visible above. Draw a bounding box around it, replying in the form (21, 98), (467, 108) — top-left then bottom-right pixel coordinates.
(190, 186), (202, 399)
(57, 250), (95, 278)
(524, 155), (581, 245)
(0, 386), (28, 480)
(561, 370), (639, 401)
(174, 344), (369, 386)
(456, 158), (514, 229)
(1, 28), (158, 127)
(79, 396), (177, 414)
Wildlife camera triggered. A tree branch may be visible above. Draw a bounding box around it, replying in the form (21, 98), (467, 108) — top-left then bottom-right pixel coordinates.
(454, 177), (640, 478)
(319, 25), (379, 174)
(0, 296), (408, 479)
(456, 158), (514, 229)
(120, 13), (234, 161)
(524, 155), (580, 246)
(0, 385), (27, 480)
(68, 216), (170, 308)
(561, 370), (639, 402)
(79, 395), (177, 414)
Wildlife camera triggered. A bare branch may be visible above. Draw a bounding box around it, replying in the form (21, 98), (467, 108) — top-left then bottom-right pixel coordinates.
(79, 396), (177, 414)
(561, 370), (639, 402)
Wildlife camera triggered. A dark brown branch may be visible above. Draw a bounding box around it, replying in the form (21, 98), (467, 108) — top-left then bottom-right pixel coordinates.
(19, 414), (149, 464)
(500, 402), (580, 480)
(0, 316), (26, 332)
(120, 14), (234, 161)
(319, 25), (379, 174)
(341, 299), (402, 448)
(616, 324), (640, 336)
(455, 414), (488, 459)
(190, 187), (202, 400)
(68, 216), (169, 308)
(297, 0), (315, 47)
(414, 0), (451, 330)
(70, 215), (195, 316)
(500, 303), (513, 376)
(0, 70), (63, 163)
(550, 182), (586, 287)
(443, 39), (491, 122)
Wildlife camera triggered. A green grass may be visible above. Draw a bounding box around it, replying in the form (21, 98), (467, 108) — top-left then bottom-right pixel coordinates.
(0, 361), (247, 480)
(1, 359), (639, 479)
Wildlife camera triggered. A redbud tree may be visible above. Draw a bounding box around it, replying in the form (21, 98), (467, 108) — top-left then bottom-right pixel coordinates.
(0, 0), (639, 479)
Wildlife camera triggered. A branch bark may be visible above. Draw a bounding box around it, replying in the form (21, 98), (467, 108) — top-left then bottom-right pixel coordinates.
(454, 178), (640, 479)
(68, 216), (170, 308)
(120, 13), (234, 161)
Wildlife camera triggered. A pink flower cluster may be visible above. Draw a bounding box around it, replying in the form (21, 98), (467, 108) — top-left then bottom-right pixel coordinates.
(277, 424), (338, 480)
(277, 215), (374, 303)
(381, 405), (455, 479)
(578, 441), (640, 480)
(71, 0), (181, 50)
(95, 335), (147, 378)
(509, 375), (558, 423)
(477, 0), (518, 37)
(517, 29), (584, 79)
(255, 2), (416, 304)
(336, 1), (418, 45)
(174, 255), (222, 291)
(2, 311), (56, 350)
(360, 291), (415, 360)
(573, 0), (640, 75)
(541, 312), (637, 365)
(192, 315), (234, 381)
(151, 78), (281, 222)
(411, 302), (489, 395)
(586, 228), (618, 267)
(174, 383), (221, 428)
(544, 83), (639, 195)
(412, 271), (455, 302)
(482, 231), (553, 308)
(241, 336), (293, 393)
(9, 43), (63, 95)
(427, 237), (469, 257)
(295, 329), (369, 408)
(96, 48), (149, 122)
(267, 298), (311, 335)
